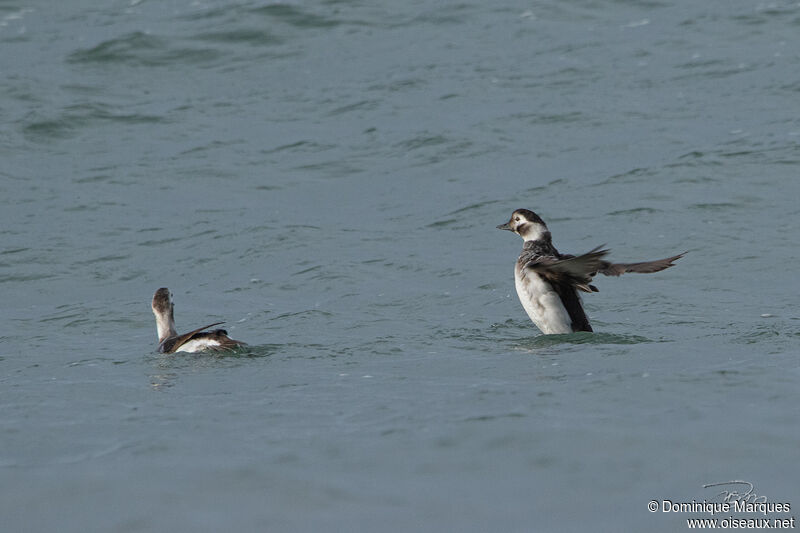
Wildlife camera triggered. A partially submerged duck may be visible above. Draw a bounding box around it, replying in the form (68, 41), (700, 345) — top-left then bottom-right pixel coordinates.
(151, 287), (246, 353)
(497, 209), (685, 334)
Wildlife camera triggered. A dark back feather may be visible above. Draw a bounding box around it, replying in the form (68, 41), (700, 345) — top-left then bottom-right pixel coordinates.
(551, 282), (593, 332)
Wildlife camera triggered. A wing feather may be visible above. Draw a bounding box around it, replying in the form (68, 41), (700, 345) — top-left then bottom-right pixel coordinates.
(598, 252), (686, 277)
(524, 246), (608, 292)
(158, 322), (225, 353)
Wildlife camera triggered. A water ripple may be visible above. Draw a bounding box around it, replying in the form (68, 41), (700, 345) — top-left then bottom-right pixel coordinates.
(68, 31), (220, 67)
(251, 4), (346, 28)
(22, 102), (165, 141)
(191, 29), (284, 46)
(514, 332), (657, 349)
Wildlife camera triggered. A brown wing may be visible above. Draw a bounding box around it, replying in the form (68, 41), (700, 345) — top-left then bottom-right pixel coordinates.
(525, 246), (609, 293)
(158, 322), (225, 353)
(597, 252), (686, 277)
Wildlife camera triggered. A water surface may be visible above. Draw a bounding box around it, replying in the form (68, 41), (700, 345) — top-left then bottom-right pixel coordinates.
(1, 1), (799, 531)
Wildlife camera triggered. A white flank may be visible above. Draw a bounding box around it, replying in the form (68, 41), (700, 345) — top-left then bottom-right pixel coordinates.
(514, 268), (573, 334)
(173, 338), (222, 353)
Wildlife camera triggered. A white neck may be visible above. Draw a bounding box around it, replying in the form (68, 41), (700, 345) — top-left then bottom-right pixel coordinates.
(521, 223), (549, 242)
(154, 312), (177, 342)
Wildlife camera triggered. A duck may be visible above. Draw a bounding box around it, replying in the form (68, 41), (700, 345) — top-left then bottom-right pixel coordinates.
(497, 209), (685, 334)
(151, 287), (246, 353)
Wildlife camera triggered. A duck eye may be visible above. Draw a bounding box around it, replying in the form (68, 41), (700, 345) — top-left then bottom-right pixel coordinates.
(514, 217), (520, 222)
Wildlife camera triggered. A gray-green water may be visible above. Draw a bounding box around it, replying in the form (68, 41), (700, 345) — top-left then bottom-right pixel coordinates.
(2, 1), (799, 531)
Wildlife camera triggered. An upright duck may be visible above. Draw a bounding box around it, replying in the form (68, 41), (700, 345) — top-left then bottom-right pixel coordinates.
(497, 209), (685, 334)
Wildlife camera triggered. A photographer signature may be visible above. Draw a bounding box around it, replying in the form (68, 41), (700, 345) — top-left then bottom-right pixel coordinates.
(703, 480), (767, 504)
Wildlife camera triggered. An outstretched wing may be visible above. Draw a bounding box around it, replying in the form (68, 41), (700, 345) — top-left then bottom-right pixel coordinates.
(597, 252), (686, 277)
(158, 322), (225, 353)
(524, 246), (609, 293)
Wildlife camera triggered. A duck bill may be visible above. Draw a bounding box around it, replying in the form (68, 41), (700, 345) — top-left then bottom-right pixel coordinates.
(496, 222), (513, 231)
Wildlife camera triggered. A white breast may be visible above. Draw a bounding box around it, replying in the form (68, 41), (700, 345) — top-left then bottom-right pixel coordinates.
(514, 266), (573, 334)
(173, 338), (222, 353)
